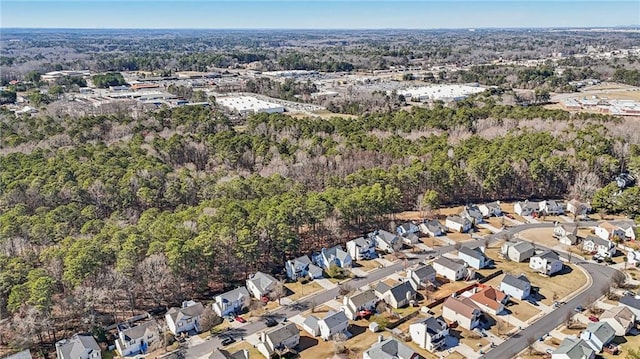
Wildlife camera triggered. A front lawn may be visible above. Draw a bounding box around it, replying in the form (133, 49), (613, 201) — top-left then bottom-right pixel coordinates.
(284, 280), (323, 301)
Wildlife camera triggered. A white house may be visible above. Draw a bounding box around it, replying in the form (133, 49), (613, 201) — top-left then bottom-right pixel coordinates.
(373, 230), (402, 253)
(458, 246), (490, 269)
(554, 223), (577, 239)
(317, 310), (349, 340)
(628, 250), (640, 266)
(375, 281), (416, 309)
(315, 245), (352, 269)
(396, 222), (420, 236)
(539, 200), (564, 215)
(165, 300), (205, 335)
(579, 321), (616, 352)
(595, 222), (625, 241)
(407, 264), (437, 291)
(619, 222), (637, 240)
(582, 236), (616, 258)
(256, 323), (300, 358)
(559, 234), (578, 246)
(442, 296), (483, 330)
(56, 334), (101, 359)
(445, 215), (472, 233)
(566, 199), (590, 217)
(514, 200), (539, 216)
(409, 316), (449, 352)
(500, 274), (531, 300)
(600, 306), (636, 336)
(501, 241), (535, 262)
(246, 271), (278, 300)
(529, 250), (563, 276)
(115, 320), (160, 357)
(363, 336), (421, 359)
(460, 205), (484, 224)
(479, 201), (502, 217)
(302, 316), (320, 337)
(433, 257), (468, 282)
(285, 255), (323, 281)
(552, 337), (595, 359)
(346, 237), (376, 261)
(342, 289), (379, 320)
(213, 286), (251, 317)
(419, 220), (447, 237)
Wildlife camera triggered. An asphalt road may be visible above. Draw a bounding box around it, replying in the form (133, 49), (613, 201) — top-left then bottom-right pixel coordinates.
(188, 219), (618, 359)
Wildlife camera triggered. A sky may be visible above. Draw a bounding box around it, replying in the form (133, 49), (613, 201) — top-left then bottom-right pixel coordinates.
(1, 0), (639, 29)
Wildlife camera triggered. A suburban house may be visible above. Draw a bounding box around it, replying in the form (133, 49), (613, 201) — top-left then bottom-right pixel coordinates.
(529, 250), (564, 276)
(539, 200), (564, 215)
(375, 281), (416, 309)
(314, 245), (352, 270)
(460, 205), (484, 224)
(372, 230), (402, 253)
(115, 320), (160, 357)
(401, 232), (420, 245)
(246, 271), (278, 300)
(433, 256), (469, 282)
(582, 236), (616, 258)
(619, 222), (637, 240)
(213, 349), (250, 359)
(406, 264), (437, 291)
(6, 351), (31, 359)
(165, 300), (205, 335)
(499, 274), (531, 300)
(552, 337), (595, 359)
(458, 246), (490, 269)
(396, 222), (420, 236)
(442, 296), (483, 330)
(627, 250), (640, 266)
(468, 285), (508, 315)
(619, 294), (640, 318)
(419, 219), (447, 237)
(501, 241), (535, 262)
(256, 323), (300, 359)
(579, 321), (616, 352)
(566, 199), (590, 217)
(318, 310), (349, 340)
(341, 289), (379, 320)
(554, 223), (577, 239)
(514, 200), (539, 216)
(559, 233), (578, 246)
(56, 334), (101, 359)
(302, 316), (320, 337)
(600, 306), (636, 336)
(445, 215), (472, 233)
(479, 201), (503, 217)
(346, 237), (376, 261)
(409, 316), (449, 352)
(213, 286), (251, 317)
(363, 336), (424, 359)
(285, 255), (323, 281)
(595, 222), (625, 241)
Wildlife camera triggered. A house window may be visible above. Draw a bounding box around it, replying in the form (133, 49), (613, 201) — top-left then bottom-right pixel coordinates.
(187, 318), (192, 323)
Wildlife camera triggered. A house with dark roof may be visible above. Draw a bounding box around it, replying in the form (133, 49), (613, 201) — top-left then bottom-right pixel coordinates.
(539, 200), (564, 215)
(579, 321), (616, 352)
(318, 310), (349, 340)
(256, 323), (300, 358)
(433, 256), (469, 282)
(314, 245), (352, 270)
(285, 255), (323, 281)
(396, 222), (420, 236)
(115, 319), (160, 356)
(501, 241), (535, 262)
(469, 286), (508, 315)
(56, 334), (101, 359)
(458, 246), (490, 269)
(442, 296), (483, 330)
(166, 300), (205, 335)
(583, 236), (616, 258)
(460, 205), (484, 224)
(346, 237), (376, 260)
(372, 230), (402, 253)
(376, 281), (416, 309)
(363, 336), (424, 359)
(409, 316), (449, 352)
(500, 274), (531, 300)
(341, 289), (379, 320)
(246, 271), (278, 300)
(479, 201), (503, 217)
(445, 215), (472, 233)
(407, 264), (437, 291)
(529, 250), (563, 276)
(552, 337), (595, 359)
(419, 219), (447, 237)
(213, 286), (251, 317)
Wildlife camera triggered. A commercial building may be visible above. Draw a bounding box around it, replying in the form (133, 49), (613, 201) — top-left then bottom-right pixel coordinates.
(217, 96), (285, 115)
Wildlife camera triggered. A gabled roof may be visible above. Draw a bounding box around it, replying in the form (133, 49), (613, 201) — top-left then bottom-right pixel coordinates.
(620, 294), (640, 309)
(584, 321), (615, 344)
(482, 201), (501, 210)
(507, 241), (535, 254)
(459, 246), (487, 261)
(535, 250), (560, 261)
(501, 274), (530, 291)
(349, 289), (378, 309)
(247, 271), (278, 294)
(265, 322), (299, 346)
(469, 286), (507, 311)
(167, 301), (205, 324)
(412, 316), (447, 335)
(434, 256), (466, 272)
(321, 310), (348, 330)
(375, 282), (392, 294)
(303, 315), (319, 331)
(324, 246), (350, 263)
(387, 281), (416, 303)
(554, 337), (594, 359)
(374, 230), (399, 245)
(443, 296), (481, 319)
(600, 306), (635, 328)
(364, 337), (423, 359)
(349, 236), (374, 249)
(56, 334), (100, 359)
(288, 255), (312, 269)
(598, 221), (618, 232)
(6, 350), (32, 359)
(398, 222), (418, 232)
(119, 320), (159, 342)
(517, 200), (539, 210)
(422, 219), (446, 232)
(446, 215), (470, 226)
(585, 235), (612, 247)
(217, 286), (250, 303)
(410, 264), (436, 282)
(557, 223), (577, 232)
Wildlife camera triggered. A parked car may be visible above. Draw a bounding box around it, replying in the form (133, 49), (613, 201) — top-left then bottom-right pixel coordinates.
(588, 315), (599, 322)
(235, 315), (246, 323)
(220, 336), (235, 346)
(265, 318), (277, 327)
(358, 309), (373, 318)
(574, 306), (584, 312)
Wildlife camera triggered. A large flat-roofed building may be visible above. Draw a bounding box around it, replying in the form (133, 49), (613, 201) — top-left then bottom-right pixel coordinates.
(398, 84), (485, 102)
(217, 96), (285, 115)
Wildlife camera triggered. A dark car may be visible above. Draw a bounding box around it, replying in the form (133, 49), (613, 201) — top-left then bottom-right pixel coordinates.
(574, 305), (584, 312)
(220, 336), (235, 346)
(265, 318), (278, 327)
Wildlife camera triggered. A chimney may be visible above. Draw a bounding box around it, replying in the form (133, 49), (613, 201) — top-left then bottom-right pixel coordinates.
(378, 335), (384, 343)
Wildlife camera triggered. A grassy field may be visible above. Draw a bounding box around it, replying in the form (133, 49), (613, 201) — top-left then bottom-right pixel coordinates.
(353, 259), (381, 272)
(225, 341), (263, 358)
(285, 280), (324, 301)
(506, 298), (543, 323)
(430, 278), (475, 299)
(517, 228), (562, 249)
(454, 327), (490, 350)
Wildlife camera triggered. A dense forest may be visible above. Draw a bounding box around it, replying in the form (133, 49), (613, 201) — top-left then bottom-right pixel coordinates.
(1, 96), (640, 351)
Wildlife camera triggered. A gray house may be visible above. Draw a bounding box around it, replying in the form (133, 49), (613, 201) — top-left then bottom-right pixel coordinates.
(246, 271), (278, 300)
(56, 334), (101, 359)
(419, 219), (447, 237)
(458, 246), (490, 269)
(552, 337), (595, 359)
(500, 274), (531, 300)
(460, 205), (484, 224)
(501, 241), (535, 262)
(372, 230), (402, 253)
(346, 237), (376, 260)
(285, 255), (323, 281)
(256, 323), (300, 359)
(580, 321), (616, 352)
(376, 281), (416, 309)
(407, 264), (437, 291)
(363, 336), (424, 359)
(342, 289), (379, 320)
